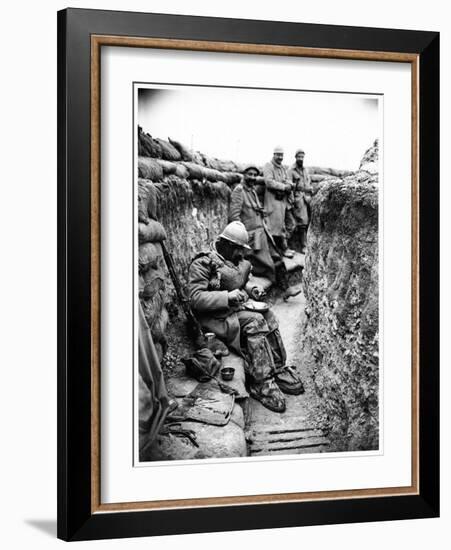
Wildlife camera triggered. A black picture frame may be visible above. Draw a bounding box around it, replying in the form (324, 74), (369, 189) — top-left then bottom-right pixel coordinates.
(57, 7), (439, 541)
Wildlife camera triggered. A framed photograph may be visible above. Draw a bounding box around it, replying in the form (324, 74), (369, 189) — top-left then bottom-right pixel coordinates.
(57, 8), (439, 541)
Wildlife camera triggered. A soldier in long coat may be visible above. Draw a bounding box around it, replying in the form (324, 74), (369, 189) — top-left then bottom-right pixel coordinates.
(188, 221), (304, 413)
(262, 146), (295, 258)
(287, 148), (314, 253)
(229, 165), (279, 282)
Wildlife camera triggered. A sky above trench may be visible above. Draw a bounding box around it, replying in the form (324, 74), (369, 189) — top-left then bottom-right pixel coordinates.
(138, 86), (379, 171)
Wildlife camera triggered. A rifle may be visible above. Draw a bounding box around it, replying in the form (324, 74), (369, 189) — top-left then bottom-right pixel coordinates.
(161, 241), (205, 346)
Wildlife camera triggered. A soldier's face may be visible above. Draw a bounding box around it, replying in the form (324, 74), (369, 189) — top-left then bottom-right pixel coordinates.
(230, 246), (245, 265)
(295, 152), (305, 164)
(244, 169), (258, 185)
(273, 152), (284, 165)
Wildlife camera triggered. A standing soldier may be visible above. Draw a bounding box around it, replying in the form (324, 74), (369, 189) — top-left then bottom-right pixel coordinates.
(262, 146), (296, 259)
(230, 165), (302, 299)
(229, 164), (278, 282)
(188, 221), (305, 413)
(287, 148), (314, 253)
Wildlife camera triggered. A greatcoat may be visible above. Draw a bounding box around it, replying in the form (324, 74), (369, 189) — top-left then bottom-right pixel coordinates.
(262, 161), (291, 238)
(188, 243), (287, 381)
(229, 181), (278, 282)
(287, 163), (313, 226)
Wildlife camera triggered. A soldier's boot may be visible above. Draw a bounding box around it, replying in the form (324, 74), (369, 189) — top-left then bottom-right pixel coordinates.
(275, 258), (303, 300)
(266, 324), (305, 395)
(281, 236), (295, 258)
(273, 365), (305, 395)
(249, 378), (286, 413)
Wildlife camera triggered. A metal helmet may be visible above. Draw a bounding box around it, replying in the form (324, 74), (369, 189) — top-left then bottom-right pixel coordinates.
(273, 145), (284, 154)
(218, 221), (251, 250)
(243, 164), (260, 175)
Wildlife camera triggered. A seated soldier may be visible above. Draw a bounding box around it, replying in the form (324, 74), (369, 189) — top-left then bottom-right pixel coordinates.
(188, 221), (304, 413)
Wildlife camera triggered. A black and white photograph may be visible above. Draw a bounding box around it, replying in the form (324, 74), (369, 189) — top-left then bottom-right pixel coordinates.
(136, 84), (381, 463)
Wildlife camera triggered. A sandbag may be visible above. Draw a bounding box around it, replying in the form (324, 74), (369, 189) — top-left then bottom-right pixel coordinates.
(204, 156), (220, 171)
(138, 140), (146, 157)
(168, 137), (193, 161)
(138, 179), (158, 222)
(235, 162), (248, 173)
(156, 159), (177, 175)
(216, 159), (238, 172)
(139, 242), (163, 272)
(182, 162), (205, 180)
(155, 138), (182, 161)
(139, 132), (163, 158)
(203, 167), (224, 182)
(138, 157), (164, 181)
(174, 163), (189, 179)
(142, 273), (165, 300)
(138, 219), (167, 244)
(192, 151), (205, 165)
(222, 172), (242, 185)
(138, 180), (151, 224)
(310, 174), (328, 182)
(214, 171), (227, 183)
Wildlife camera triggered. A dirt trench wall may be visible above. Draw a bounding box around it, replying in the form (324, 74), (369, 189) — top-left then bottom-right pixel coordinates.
(302, 163), (379, 451)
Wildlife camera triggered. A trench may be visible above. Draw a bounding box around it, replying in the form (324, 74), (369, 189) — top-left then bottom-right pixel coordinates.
(158, 256), (331, 460)
(244, 291), (329, 456)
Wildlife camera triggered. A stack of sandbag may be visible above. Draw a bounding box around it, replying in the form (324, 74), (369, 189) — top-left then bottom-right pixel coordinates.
(308, 166), (354, 182)
(138, 127), (248, 189)
(138, 179), (169, 360)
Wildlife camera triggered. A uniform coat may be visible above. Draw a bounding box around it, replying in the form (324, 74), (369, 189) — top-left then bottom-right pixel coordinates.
(229, 181), (278, 282)
(188, 242), (286, 381)
(287, 163), (313, 226)
(262, 161), (291, 237)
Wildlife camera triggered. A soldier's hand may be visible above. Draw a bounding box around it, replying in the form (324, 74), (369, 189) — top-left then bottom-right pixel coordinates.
(228, 289), (248, 307)
(285, 183), (294, 192)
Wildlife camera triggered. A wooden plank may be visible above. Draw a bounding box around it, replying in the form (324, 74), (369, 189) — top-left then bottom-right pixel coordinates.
(250, 435), (329, 453)
(248, 428), (325, 443)
(251, 444), (329, 455)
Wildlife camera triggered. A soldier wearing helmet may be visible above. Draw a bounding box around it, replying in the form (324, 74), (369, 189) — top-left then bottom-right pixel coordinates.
(188, 221), (304, 412)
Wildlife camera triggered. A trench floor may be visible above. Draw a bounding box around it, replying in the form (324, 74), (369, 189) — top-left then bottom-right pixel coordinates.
(245, 292), (329, 456)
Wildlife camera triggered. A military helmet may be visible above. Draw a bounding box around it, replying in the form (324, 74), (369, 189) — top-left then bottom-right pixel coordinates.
(243, 164), (260, 175)
(218, 221), (251, 250)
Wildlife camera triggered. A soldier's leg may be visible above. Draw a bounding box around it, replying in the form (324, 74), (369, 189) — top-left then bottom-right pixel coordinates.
(262, 309), (305, 395)
(236, 310), (286, 413)
(236, 310), (273, 381)
(262, 309), (287, 367)
(299, 224), (308, 253)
